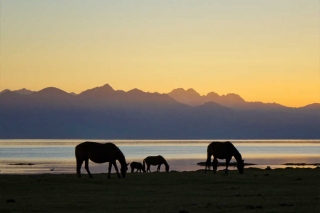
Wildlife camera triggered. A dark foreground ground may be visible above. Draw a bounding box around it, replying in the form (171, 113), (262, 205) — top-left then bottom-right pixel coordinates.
(1, 168), (319, 213)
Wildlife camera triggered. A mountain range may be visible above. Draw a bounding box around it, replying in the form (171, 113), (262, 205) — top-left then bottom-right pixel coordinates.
(0, 84), (319, 139)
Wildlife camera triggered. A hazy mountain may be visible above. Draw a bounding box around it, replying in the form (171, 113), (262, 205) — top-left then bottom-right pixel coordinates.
(0, 89), (11, 94)
(0, 88), (34, 95)
(296, 103), (320, 115)
(168, 88), (247, 108)
(76, 84), (186, 110)
(0, 84), (319, 139)
(78, 84), (115, 99)
(169, 88), (203, 106)
(14, 88), (34, 95)
(34, 87), (71, 98)
(167, 88), (318, 113)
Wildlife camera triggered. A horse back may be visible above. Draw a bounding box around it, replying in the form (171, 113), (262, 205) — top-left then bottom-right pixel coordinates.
(130, 162), (143, 169)
(75, 141), (120, 163)
(207, 141), (237, 159)
(144, 155), (165, 165)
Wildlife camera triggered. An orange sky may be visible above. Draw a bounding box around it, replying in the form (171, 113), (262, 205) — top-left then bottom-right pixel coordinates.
(0, 1), (319, 107)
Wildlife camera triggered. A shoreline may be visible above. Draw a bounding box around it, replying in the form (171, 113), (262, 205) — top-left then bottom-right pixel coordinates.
(1, 163), (319, 175)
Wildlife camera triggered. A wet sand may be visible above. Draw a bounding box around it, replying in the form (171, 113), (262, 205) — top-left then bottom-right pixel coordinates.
(1, 158), (319, 175)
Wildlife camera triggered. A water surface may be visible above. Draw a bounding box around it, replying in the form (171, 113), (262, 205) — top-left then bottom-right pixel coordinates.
(0, 139), (319, 174)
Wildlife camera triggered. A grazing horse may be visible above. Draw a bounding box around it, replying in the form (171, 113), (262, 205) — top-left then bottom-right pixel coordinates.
(205, 141), (244, 174)
(143, 155), (169, 172)
(130, 162), (146, 173)
(75, 141), (129, 179)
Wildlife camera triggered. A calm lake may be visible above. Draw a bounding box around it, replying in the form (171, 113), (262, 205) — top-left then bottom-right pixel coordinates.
(0, 139), (319, 174)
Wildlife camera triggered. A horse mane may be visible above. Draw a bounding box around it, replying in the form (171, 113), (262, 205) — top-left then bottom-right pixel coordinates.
(161, 156), (169, 170)
(115, 145), (127, 167)
(163, 159), (169, 169)
(229, 142), (243, 163)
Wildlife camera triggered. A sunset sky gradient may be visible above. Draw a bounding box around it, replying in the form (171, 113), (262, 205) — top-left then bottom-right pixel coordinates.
(1, 0), (319, 107)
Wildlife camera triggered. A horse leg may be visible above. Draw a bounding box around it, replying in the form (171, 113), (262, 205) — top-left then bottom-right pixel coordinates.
(76, 158), (83, 178)
(157, 164), (161, 172)
(225, 157), (232, 174)
(147, 164), (151, 173)
(205, 153), (211, 173)
(131, 167), (134, 173)
(113, 161), (121, 178)
(108, 162), (113, 179)
(84, 159), (93, 178)
(213, 157), (218, 173)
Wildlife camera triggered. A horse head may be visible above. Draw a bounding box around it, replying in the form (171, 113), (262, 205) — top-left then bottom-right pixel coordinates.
(121, 163), (129, 178)
(237, 160), (245, 174)
(165, 165), (170, 172)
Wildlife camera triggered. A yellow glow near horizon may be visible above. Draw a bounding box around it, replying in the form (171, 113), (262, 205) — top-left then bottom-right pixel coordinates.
(0, 1), (319, 107)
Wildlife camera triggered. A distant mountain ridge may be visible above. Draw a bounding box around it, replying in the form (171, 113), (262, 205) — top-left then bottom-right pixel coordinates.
(0, 88), (34, 95)
(0, 83), (319, 139)
(167, 88), (290, 111)
(1, 84), (318, 109)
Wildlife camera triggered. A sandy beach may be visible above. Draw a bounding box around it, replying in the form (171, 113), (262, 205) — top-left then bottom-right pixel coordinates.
(1, 168), (319, 213)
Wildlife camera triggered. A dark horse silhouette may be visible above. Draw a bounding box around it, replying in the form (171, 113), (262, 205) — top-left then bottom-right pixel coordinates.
(205, 141), (244, 174)
(75, 141), (129, 178)
(143, 155), (169, 172)
(130, 162), (146, 173)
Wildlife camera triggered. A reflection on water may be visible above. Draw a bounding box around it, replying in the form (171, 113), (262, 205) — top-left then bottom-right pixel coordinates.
(0, 140), (319, 174)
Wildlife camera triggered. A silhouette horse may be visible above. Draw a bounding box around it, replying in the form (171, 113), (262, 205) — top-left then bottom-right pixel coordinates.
(130, 162), (146, 173)
(75, 141), (129, 178)
(143, 155), (169, 172)
(205, 141), (244, 174)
